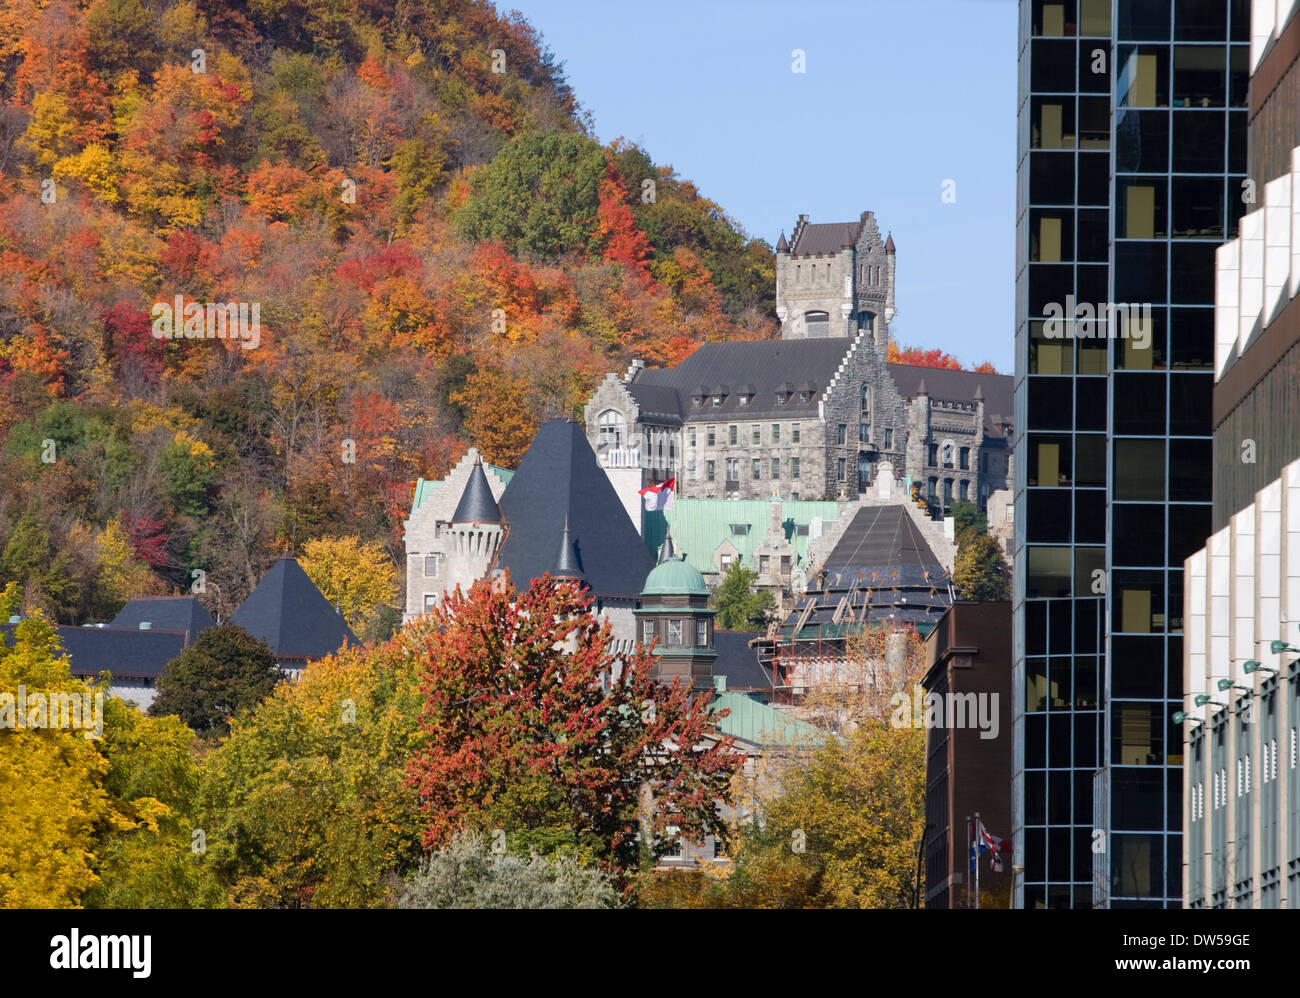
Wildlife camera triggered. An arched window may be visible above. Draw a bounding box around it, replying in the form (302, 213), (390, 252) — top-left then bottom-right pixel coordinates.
(804, 310), (829, 338)
(598, 409), (624, 447)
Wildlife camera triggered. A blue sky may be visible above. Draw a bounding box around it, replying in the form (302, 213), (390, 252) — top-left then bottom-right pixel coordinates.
(512, 0), (1019, 371)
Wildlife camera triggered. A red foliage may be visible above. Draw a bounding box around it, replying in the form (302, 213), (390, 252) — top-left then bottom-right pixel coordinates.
(102, 302), (162, 389)
(404, 574), (740, 874)
(124, 510), (169, 568)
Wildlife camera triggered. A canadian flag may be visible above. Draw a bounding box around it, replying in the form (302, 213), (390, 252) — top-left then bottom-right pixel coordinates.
(640, 477), (676, 511)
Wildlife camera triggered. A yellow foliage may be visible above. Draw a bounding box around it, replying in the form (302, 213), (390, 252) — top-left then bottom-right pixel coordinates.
(52, 144), (120, 203)
(298, 535), (398, 636)
(21, 92), (78, 170)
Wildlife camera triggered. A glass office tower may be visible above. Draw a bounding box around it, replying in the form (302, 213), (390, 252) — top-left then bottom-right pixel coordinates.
(1013, 0), (1248, 908)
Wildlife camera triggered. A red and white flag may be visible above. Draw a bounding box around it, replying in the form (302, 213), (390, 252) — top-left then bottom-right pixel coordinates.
(640, 477), (676, 511)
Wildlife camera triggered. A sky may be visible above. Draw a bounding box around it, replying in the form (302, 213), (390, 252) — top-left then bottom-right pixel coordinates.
(512, 0), (1019, 371)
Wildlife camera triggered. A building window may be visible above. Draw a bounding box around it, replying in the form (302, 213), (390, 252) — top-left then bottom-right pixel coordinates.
(711, 395), (722, 408)
(720, 553), (733, 570)
(837, 458), (846, 481)
(960, 480), (969, 501)
(598, 409), (624, 446)
(861, 383), (871, 411)
(780, 555), (791, 574)
(696, 619), (708, 647)
(960, 447), (970, 470)
(707, 426), (715, 446)
(883, 428), (893, 450)
(738, 394), (748, 406)
(859, 422), (870, 443)
(642, 619), (655, 644)
(799, 392), (809, 403)
(729, 425), (737, 445)
(795, 523), (810, 536)
(691, 396), (702, 408)
(791, 423), (800, 443)
(706, 461), (715, 481)
(771, 458), (780, 479)
(730, 523), (749, 536)
(752, 426), (760, 445)
(687, 459), (696, 480)
(791, 457), (800, 479)
(772, 423), (781, 443)
(837, 424), (847, 445)
(725, 458), (739, 482)
(752, 458), (761, 479)
(759, 555), (771, 574)
(776, 393), (787, 406)
(942, 445), (954, 469)
(944, 479), (953, 501)
(424, 594), (437, 612)
(667, 619), (683, 646)
(928, 477), (937, 500)
(688, 427), (696, 448)
(928, 443), (938, 466)
(423, 554), (439, 577)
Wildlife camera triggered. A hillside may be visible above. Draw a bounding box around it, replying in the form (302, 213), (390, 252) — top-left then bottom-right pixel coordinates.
(0, 0), (778, 624)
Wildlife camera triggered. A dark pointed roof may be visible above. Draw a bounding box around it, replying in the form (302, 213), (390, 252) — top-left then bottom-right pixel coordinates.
(974, 383), (985, 402)
(916, 377), (929, 395)
(452, 458), (502, 524)
(230, 555), (358, 660)
(885, 232), (896, 254)
(775, 231), (789, 252)
(110, 596), (215, 637)
(657, 532), (678, 564)
(551, 517), (586, 582)
(790, 220), (864, 256)
(497, 419), (655, 598)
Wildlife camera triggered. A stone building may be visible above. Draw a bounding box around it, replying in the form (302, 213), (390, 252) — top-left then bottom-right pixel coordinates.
(584, 210), (1013, 513)
(774, 211), (897, 343)
(402, 419), (655, 653)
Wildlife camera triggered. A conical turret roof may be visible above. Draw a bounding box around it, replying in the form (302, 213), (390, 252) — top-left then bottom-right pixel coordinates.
(452, 457), (502, 524)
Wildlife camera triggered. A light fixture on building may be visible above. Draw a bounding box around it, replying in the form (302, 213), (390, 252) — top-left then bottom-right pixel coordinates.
(1193, 694), (1223, 709)
(1243, 660), (1277, 675)
(1269, 639), (1298, 655)
(1217, 678), (1251, 694)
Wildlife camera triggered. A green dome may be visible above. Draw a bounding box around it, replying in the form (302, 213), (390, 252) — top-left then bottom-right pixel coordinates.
(642, 557), (708, 596)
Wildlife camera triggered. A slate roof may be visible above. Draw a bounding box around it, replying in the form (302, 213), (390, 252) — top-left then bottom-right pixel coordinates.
(496, 419), (655, 599)
(0, 623), (188, 680)
(410, 459), (513, 516)
(624, 381), (683, 424)
(110, 596), (215, 638)
(452, 459), (503, 524)
(713, 631), (774, 697)
(230, 555), (358, 661)
(887, 363), (1014, 439)
(779, 505), (953, 632)
(632, 340), (853, 420)
(790, 220), (864, 256)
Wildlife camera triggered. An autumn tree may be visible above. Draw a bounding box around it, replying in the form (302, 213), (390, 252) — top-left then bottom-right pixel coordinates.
(954, 532), (1010, 601)
(199, 635), (426, 908)
(298, 534), (398, 640)
(405, 574), (742, 878)
(150, 624), (281, 738)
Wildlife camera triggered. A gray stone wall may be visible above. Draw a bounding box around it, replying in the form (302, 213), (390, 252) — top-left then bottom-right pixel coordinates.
(818, 328), (908, 498)
(680, 417), (827, 501)
(776, 211), (896, 343)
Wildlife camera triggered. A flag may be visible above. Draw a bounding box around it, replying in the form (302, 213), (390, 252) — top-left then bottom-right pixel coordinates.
(970, 818), (1010, 873)
(640, 477), (675, 511)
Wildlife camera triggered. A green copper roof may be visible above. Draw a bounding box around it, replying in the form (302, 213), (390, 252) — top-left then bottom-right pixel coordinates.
(642, 557), (708, 596)
(711, 692), (826, 748)
(644, 499), (841, 575)
(411, 463), (514, 515)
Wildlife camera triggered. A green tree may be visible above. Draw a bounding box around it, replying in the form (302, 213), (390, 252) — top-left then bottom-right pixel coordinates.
(150, 625), (281, 738)
(953, 532), (1010, 600)
(710, 559), (775, 631)
(948, 499), (987, 540)
(398, 831), (623, 909)
(453, 131), (608, 258)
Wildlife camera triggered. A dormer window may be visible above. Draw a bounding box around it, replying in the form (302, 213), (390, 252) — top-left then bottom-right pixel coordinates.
(738, 394), (748, 406)
(711, 395), (722, 407)
(799, 392), (809, 403)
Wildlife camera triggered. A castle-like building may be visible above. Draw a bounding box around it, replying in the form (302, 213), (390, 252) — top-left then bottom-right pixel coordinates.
(584, 212), (1013, 509)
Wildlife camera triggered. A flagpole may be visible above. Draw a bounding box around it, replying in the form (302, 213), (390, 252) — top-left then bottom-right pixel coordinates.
(974, 810), (981, 910)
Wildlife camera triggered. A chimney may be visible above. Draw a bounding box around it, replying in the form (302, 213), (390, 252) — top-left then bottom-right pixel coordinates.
(139, 621), (152, 630)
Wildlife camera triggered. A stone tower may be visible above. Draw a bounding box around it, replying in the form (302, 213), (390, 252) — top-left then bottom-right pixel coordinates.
(774, 211), (896, 344)
(635, 536), (717, 690)
(443, 458), (505, 596)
